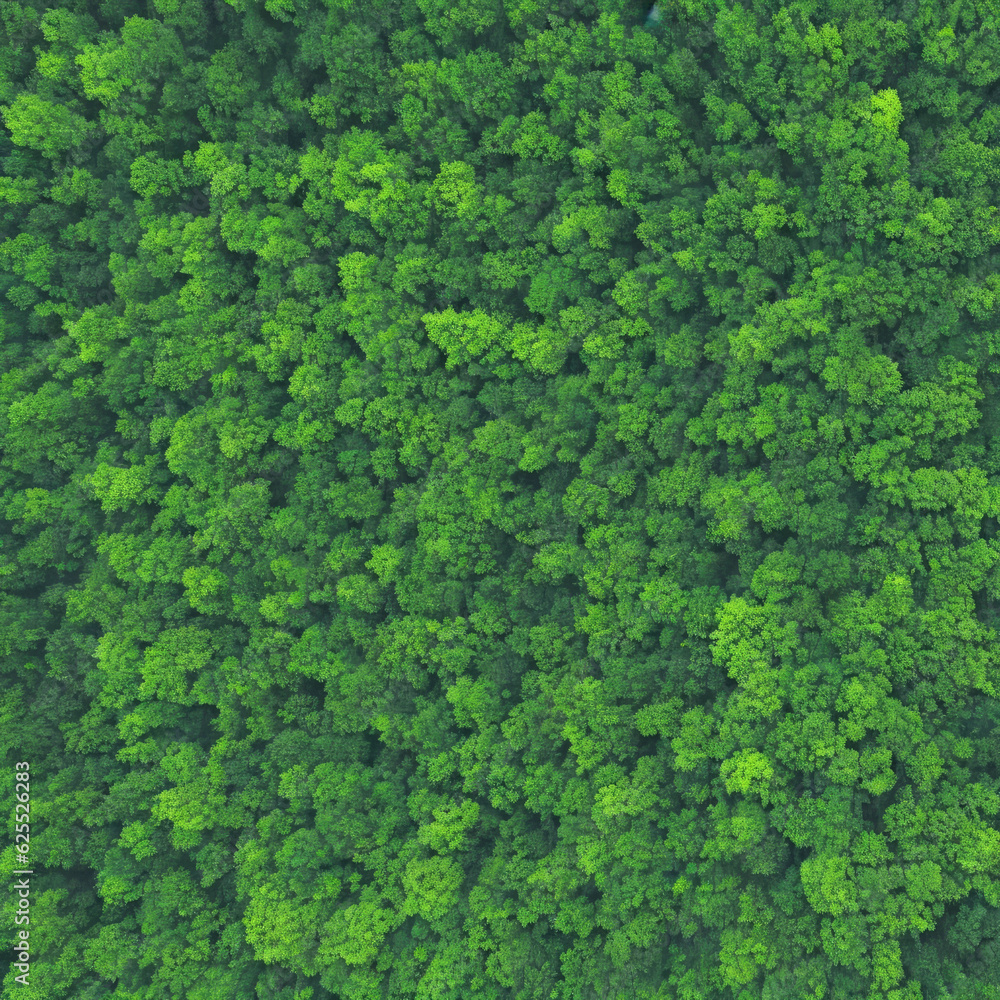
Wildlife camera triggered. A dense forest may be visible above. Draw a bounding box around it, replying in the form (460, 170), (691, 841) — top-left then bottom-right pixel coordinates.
(2, 0), (1000, 997)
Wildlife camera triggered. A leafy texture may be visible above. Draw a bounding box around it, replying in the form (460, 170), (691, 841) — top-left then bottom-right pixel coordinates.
(3, 1), (1000, 998)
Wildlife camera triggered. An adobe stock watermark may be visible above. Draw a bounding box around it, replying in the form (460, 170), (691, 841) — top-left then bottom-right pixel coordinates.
(6, 16), (38, 51)
(11, 761), (32, 988)
(289, 250), (330, 293)
(65, 126), (109, 170)
(81, 285), (116, 310)
(183, 185), (212, 218)
(301, 250), (331, 268)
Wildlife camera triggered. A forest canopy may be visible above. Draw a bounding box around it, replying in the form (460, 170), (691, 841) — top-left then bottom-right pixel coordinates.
(2, 0), (1000, 998)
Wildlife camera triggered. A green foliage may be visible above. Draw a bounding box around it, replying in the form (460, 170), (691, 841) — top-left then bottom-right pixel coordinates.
(2, 2), (1000, 999)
